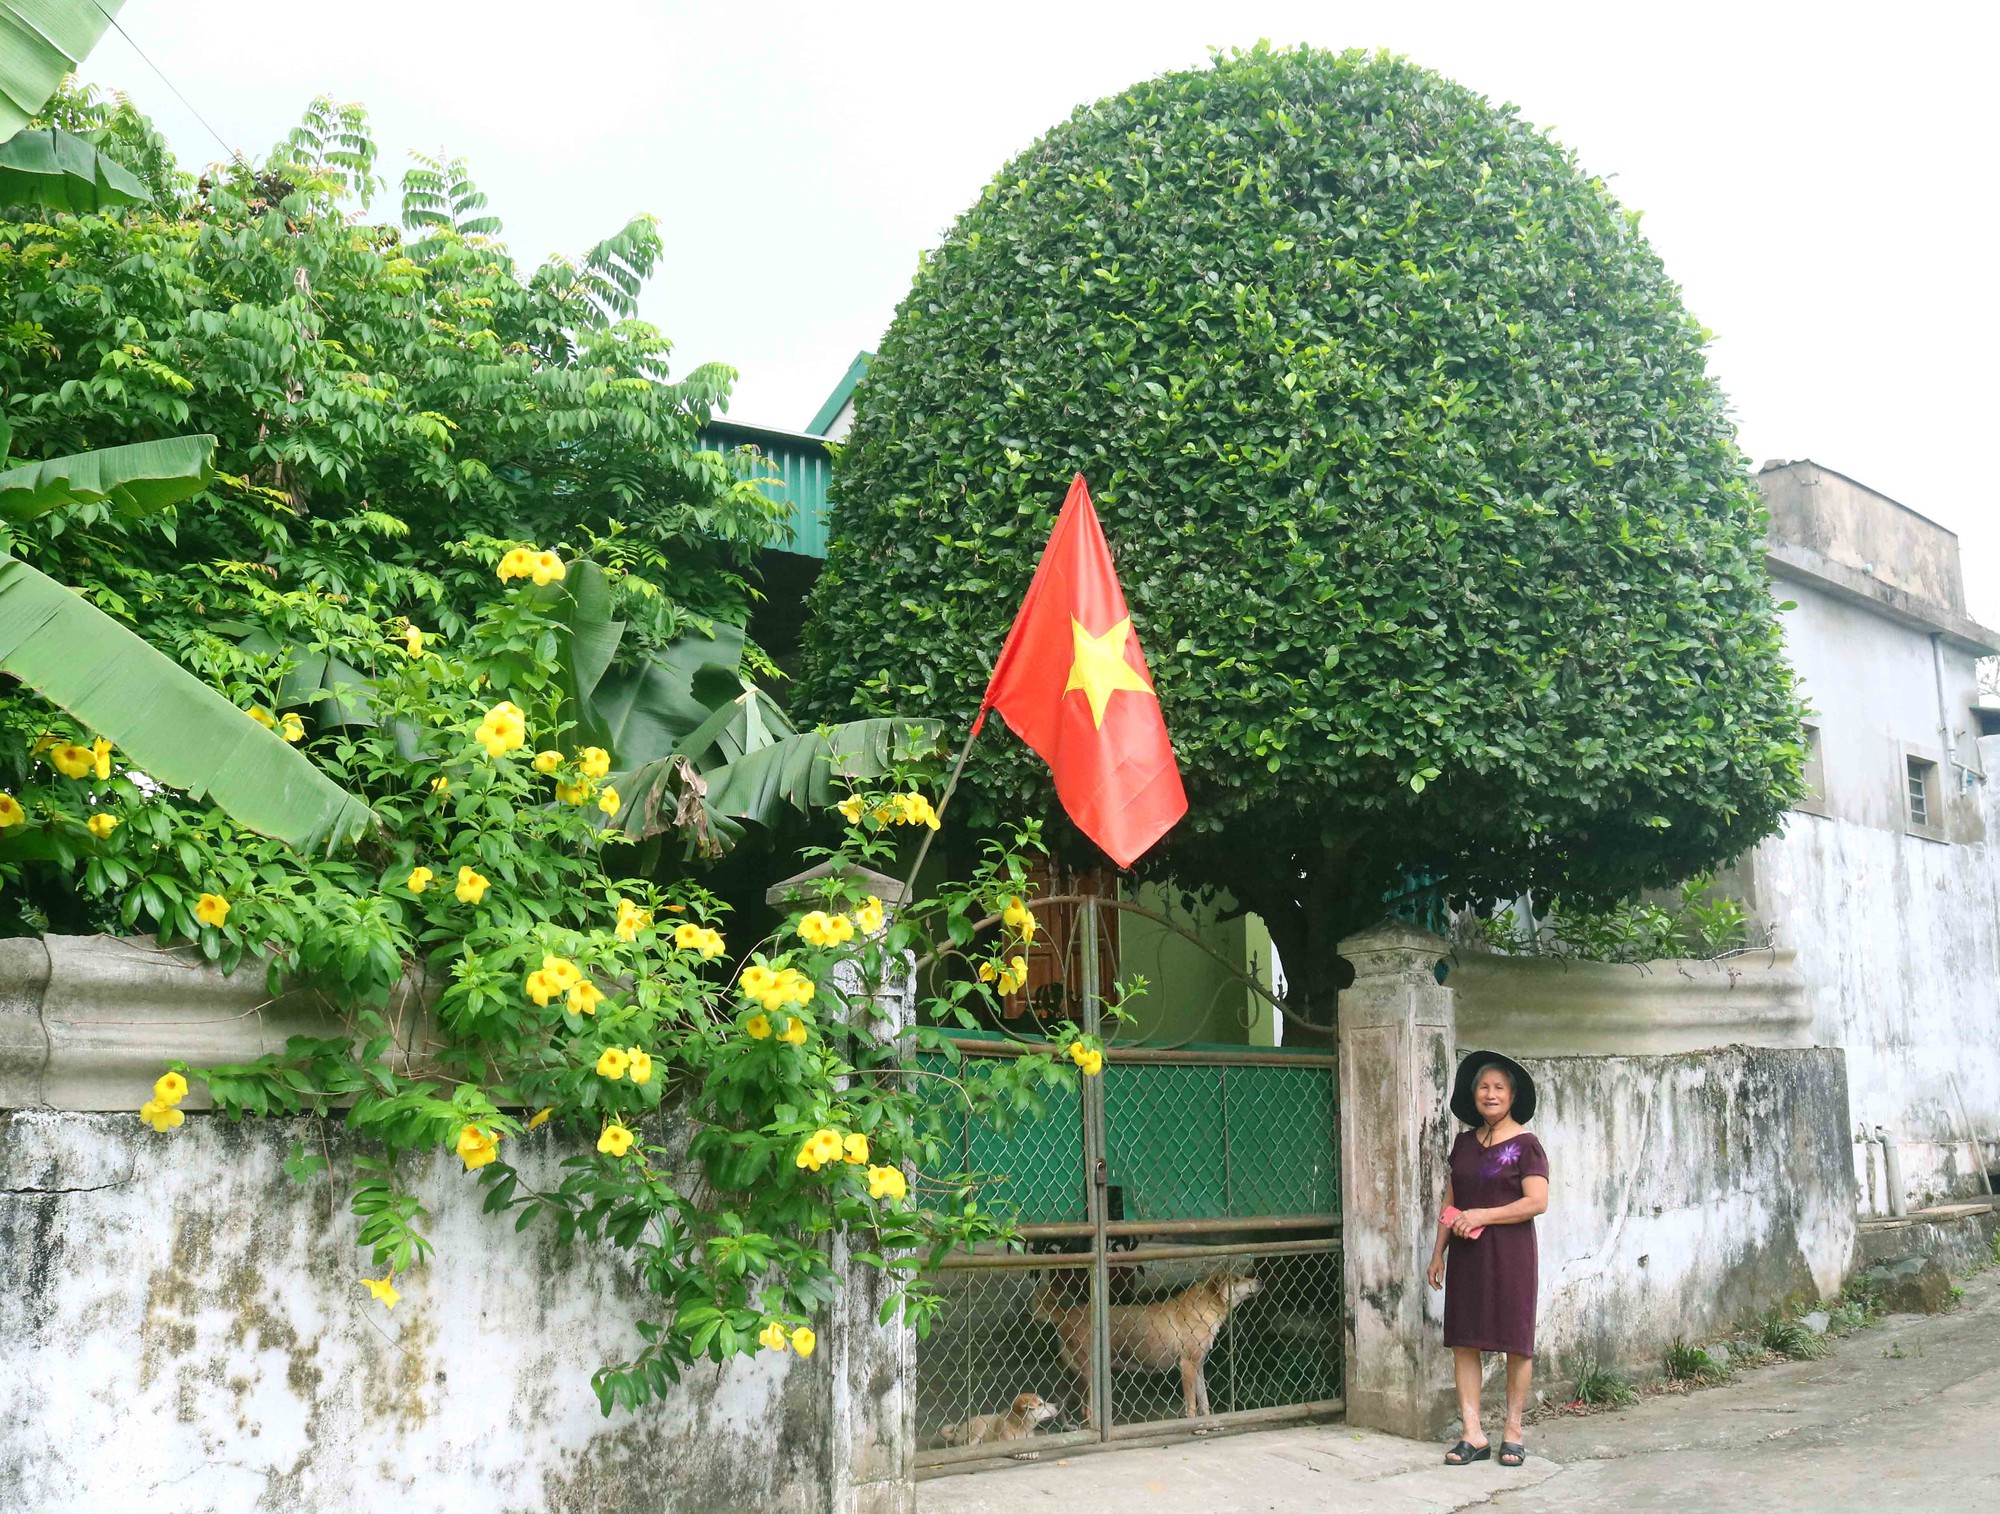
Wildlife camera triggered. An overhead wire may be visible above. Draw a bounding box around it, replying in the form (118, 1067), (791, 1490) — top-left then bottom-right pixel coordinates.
(86, 0), (244, 165)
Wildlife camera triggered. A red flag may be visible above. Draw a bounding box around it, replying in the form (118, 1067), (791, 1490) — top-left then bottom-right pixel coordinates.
(974, 475), (1188, 868)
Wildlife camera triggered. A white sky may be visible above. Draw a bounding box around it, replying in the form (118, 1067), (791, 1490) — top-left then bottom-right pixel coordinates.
(75, 1), (2000, 624)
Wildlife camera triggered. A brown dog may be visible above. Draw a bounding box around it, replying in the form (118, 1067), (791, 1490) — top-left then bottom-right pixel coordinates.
(939, 1392), (1062, 1446)
(1034, 1272), (1263, 1424)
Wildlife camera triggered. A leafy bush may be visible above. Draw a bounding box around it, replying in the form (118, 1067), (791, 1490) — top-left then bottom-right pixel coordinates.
(1474, 875), (1756, 963)
(802, 44), (1805, 1019)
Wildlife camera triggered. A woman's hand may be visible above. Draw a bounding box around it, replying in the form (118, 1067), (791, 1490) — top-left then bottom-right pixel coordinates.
(1449, 1208), (1486, 1237)
(1427, 1252), (1445, 1290)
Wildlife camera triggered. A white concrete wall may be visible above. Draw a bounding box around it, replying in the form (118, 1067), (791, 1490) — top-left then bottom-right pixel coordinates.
(0, 1109), (833, 1514)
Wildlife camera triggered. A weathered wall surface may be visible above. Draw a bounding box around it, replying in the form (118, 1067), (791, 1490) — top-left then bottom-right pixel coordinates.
(0, 1109), (830, 1514)
(1515, 1046), (1857, 1378)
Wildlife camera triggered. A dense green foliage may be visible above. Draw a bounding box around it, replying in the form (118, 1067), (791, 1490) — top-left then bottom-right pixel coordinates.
(803, 46), (1805, 1016)
(1474, 875), (1753, 964)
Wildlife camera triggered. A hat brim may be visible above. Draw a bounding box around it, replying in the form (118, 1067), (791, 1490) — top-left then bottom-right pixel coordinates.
(1452, 1050), (1537, 1126)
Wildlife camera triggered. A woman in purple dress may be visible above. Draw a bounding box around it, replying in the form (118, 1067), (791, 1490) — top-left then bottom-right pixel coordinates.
(1426, 1050), (1549, 1468)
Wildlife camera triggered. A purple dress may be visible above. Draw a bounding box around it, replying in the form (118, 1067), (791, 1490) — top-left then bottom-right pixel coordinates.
(1442, 1130), (1548, 1358)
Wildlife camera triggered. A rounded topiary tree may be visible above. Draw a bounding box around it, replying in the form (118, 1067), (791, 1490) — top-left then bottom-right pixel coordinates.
(802, 45), (1804, 1021)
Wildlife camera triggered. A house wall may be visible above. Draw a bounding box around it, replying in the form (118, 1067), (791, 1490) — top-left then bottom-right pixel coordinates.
(1114, 885), (1279, 1048)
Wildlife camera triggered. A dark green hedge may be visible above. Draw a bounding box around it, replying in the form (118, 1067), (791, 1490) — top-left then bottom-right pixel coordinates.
(801, 45), (1803, 1013)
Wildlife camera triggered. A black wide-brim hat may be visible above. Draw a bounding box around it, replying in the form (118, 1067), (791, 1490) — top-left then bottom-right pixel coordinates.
(1452, 1050), (1537, 1126)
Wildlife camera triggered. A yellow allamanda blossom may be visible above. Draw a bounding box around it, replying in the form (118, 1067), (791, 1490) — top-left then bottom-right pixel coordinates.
(540, 955), (581, 992)
(745, 1013), (772, 1040)
(758, 1322), (790, 1352)
(997, 955), (1028, 996)
(525, 969), (557, 1007)
(1003, 896), (1037, 943)
(836, 795), (865, 824)
(194, 893), (230, 928)
(86, 813), (120, 839)
(527, 1107), (554, 1130)
(794, 1128), (845, 1171)
(92, 738), (113, 780)
(431, 775), (450, 793)
(406, 865), (434, 893)
(456, 1124), (500, 1170)
(280, 712), (306, 743)
(797, 911), (854, 948)
(49, 743), (95, 779)
(626, 1048), (653, 1086)
(568, 979), (605, 1016)
(475, 701), (527, 758)
(555, 778), (593, 806)
(0, 794), (24, 828)
(138, 1098), (184, 1132)
(597, 1122), (635, 1158)
(403, 626), (425, 658)
(841, 1132), (869, 1165)
(890, 791), (940, 829)
(866, 1165), (908, 1202)
(790, 1327), (816, 1358)
(154, 1071), (188, 1105)
(778, 1016), (808, 1046)
(597, 787), (621, 817)
(740, 964), (814, 1015)
(531, 551), (566, 586)
(360, 1276), (401, 1309)
(247, 707), (276, 732)
(532, 749), (563, 775)
(616, 898), (653, 941)
(1068, 1042), (1105, 1077)
(578, 747), (611, 779)
(596, 1047), (631, 1080)
(456, 866), (490, 904)
(852, 896), (884, 934)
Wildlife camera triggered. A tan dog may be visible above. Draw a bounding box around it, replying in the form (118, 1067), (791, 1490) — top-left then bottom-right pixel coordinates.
(1034, 1272), (1263, 1424)
(939, 1392), (1062, 1446)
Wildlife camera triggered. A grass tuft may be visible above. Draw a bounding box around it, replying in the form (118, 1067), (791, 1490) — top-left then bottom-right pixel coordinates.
(1760, 1313), (1831, 1360)
(1663, 1337), (1730, 1384)
(1570, 1357), (1638, 1407)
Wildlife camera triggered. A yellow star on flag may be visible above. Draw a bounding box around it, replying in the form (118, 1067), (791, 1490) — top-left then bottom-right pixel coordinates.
(1065, 617), (1155, 729)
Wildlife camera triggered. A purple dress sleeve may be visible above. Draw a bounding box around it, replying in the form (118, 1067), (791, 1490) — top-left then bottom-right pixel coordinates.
(1517, 1133), (1549, 1182)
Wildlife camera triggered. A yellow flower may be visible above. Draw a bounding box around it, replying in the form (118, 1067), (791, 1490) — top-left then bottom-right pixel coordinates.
(555, 778), (593, 805)
(978, 960), (997, 983)
(794, 1128), (844, 1171)
(568, 979), (604, 1016)
(615, 898), (653, 942)
(853, 896), (884, 934)
(758, 1322), (789, 1352)
(866, 1165), (908, 1201)
(836, 795), (865, 824)
(674, 922), (703, 951)
(527, 1107), (553, 1130)
(50, 742), (95, 779)
(790, 1327), (816, 1358)
(996, 954), (1029, 996)
(431, 775), (450, 793)
(745, 1013), (772, 1040)
(194, 893), (230, 928)
(475, 700), (526, 758)
(696, 927), (726, 960)
(533, 749), (563, 775)
(779, 969), (815, 1007)
(154, 1071), (189, 1106)
(406, 865), (433, 893)
(246, 707), (277, 731)
(541, 955), (581, 992)
(778, 1016), (808, 1047)
(1068, 1043), (1105, 1077)
(92, 737), (113, 780)
(740, 964), (778, 1001)
(597, 1122), (635, 1158)
(626, 1048), (653, 1085)
(455, 866), (490, 904)
(139, 1098), (185, 1132)
(596, 1047), (630, 1080)
(403, 626), (425, 658)
(456, 1124), (500, 1170)
(280, 712), (306, 743)
(525, 969), (556, 1007)
(361, 1275), (401, 1308)
(86, 812), (120, 839)
(891, 791), (940, 829)
(797, 911), (854, 948)
(0, 794), (23, 829)
(597, 786), (621, 817)
(497, 546), (537, 582)
(842, 1132), (869, 1165)
(531, 550), (567, 586)
(1003, 896), (1037, 943)
(578, 747), (611, 780)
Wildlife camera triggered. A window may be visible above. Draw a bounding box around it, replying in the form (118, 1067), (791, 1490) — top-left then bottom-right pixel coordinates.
(1795, 723), (1827, 814)
(1906, 756), (1936, 831)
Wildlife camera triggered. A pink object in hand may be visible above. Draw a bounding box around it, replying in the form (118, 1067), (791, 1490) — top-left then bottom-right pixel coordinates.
(1442, 1204), (1484, 1240)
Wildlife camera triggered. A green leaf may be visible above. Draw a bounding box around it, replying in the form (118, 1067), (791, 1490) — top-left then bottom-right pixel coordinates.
(0, 553), (379, 853)
(0, 435), (215, 523)
(0, 0), (124, 138)
(0, 125), (147, 210)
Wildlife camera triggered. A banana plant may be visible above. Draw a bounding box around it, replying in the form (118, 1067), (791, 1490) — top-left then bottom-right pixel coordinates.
(0, 430), (380, 855)
(0, 0), (151, 210)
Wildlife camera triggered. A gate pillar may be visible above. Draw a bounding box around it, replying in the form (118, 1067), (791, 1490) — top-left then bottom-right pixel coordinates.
(768, 862), (916, 1514)
(1336, 921), (1457, 1441)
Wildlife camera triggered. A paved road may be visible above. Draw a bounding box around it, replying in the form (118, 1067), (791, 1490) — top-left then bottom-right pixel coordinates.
(918, 1266), (2000, 1513)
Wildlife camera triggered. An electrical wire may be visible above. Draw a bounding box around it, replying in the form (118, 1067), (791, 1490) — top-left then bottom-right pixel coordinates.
(87, 0), (243, 164)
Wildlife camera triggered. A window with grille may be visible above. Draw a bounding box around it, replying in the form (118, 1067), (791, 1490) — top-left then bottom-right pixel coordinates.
(1906, 756), (1935, 830)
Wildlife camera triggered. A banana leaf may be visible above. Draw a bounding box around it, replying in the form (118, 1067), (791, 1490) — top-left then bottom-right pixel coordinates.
(0, 435), (215, 523)
(0, 0), (123, 138)
(0, 553), (379, 854)
(0, 125), (146, 210)
(236, 628), (377, 729)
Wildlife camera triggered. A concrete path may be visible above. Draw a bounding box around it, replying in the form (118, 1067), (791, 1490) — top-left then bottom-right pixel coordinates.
(918, 1267), (2000, 1513)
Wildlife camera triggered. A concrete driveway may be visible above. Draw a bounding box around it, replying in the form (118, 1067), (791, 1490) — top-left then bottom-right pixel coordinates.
(918, 1266), (2000, 1513)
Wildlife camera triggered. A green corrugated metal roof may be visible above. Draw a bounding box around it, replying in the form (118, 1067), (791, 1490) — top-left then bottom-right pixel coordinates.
(806, 351), (871, 436)
(699, 418), (832, 559)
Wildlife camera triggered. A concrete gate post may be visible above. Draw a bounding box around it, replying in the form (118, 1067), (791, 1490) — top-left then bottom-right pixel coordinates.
(1337, 920), (1458, 1441)
(768, 863), (916, 1514)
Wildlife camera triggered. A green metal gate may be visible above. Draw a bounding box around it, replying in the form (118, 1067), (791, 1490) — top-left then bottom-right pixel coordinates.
(914, 900), (1342, 1472)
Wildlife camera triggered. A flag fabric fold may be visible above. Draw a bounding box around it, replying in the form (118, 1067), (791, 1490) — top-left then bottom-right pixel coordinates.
(975, 474), (1188, 868)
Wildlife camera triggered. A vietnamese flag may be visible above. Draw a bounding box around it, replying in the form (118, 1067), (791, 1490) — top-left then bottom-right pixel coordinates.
(972, 474), (1188, 868)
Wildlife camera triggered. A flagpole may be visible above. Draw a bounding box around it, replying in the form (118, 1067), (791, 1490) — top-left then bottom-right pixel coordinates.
(899, 711), (984, 904)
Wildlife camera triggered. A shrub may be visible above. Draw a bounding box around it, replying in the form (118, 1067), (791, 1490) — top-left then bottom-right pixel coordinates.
(1571, 1358), (1638, 1406)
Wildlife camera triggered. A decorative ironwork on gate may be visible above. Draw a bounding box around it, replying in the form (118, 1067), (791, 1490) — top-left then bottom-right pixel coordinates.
(914, 896), (1342, 1472)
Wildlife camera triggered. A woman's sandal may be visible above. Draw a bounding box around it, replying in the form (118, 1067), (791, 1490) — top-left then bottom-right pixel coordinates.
(1444, 1440), (1491, 1465)
(1498, 1443), (1526, 1467)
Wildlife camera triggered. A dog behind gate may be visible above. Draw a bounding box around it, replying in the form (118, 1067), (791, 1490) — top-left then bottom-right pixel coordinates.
(1033, 1270), (1262, 1425)
(939, 1392), (1062, 1446)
